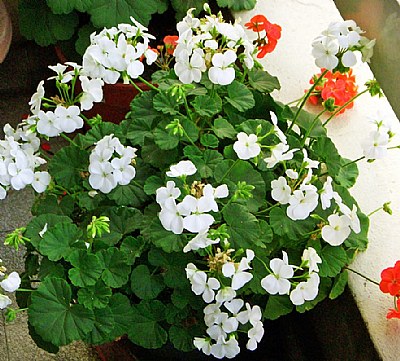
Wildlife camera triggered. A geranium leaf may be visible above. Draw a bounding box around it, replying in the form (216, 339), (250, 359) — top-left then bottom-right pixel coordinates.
(170, 0), (204, 20)
(212, 118), (236, 139)
(28, 322), (59, 355)
(68, 250), (103, 287)
(200, 134), (219, 148)
(248, 69), (281, 93)
(319, 245), (348, 278)
(142, 139), (179, 168)
(225, 81), (255, 112)
(38, 257), (65, 280)
(75, 23), (97, 56)
(128, 300), (168, 349)
(107, 183), (148, 207)
(129, 91), (160, 122)
(295, 108), (327, 138)
(75, 122), (118, 149)
(153, 92), (181, 115)
(192, 94), (222, 117)
(329, 271), (348, 300)
(77, 280), (112, 310)
(154, 125), (179, 150)
(31, 194), (74, 217)
(108, 293), (135, 339)
(131, 265), (165, 300)
(190, 149), (224, 179)
(88, 0), (168, 27)
(169, 325), (196, 352)
(144, 176), (164, 195)
(181, 118), (199, 143)
(46, 0), (94, 13)
(264, 295), (293, 320)
(336, 157), (359, 188)
(29, 278), (95, 346)
(100, 248), (131, 287)
(19, 0), (79, 46)
(216, 0), (256, 10)
(104, 206), (142, 236)
(39, 222), (85, 261)
(120, 236), (147, 265)
(84, 306), (114, 345)
(48, 145), (89, 189)
(345, 212), (369, 252)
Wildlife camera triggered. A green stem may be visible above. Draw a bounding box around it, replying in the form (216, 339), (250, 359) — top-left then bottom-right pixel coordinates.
(342, 156), (365, 168)
(322, 89), (368, 127)
(220, 159), (239, 182)
(300, 109), (327, 147)
(39, 149), (51, 162)
(255, 255), (272, 274)
(129, 79), (144, 94)
(345, 267), (379, 286)
(60, 133), (78, 147)
(137, 76), (160, 92)
(16, 288), (35, 292)
(286, 69), (329, 134)
(368, 206), (383, 217)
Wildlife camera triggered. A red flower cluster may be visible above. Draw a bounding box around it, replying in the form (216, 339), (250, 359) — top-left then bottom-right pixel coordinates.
(245, 15), (281, 58)
(380, 261), (400, 319)
(163, 35), (179, 55)
(308, 69), (358, 114)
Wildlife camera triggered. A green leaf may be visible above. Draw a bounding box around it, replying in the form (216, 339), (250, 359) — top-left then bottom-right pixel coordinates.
(248, 69), (281, 93)
(169, 325), (195, 352)
(319, 245), (348, 278)
(105, 206), (142, 237)
(200, 134), (219, 148)
(142, 139), (178, 168)
(212, 118), (236, 139)
(100, 248), (131, 288)
(345, 212), (369, 251)
(144, 176), (164, 195)
(217, 0), (256, 10)
(31, 194), (74, 217)
(88, 0), (168, 27)
(127, 118), (155, 147)
(295, 108), (327, 138)
(28, 322), (59, 354)
(39, 222), (84, 261)
(329, 271), (348, 300)
(107, 293), (134, 339)
(48, 145), (89, 189)
(38, 257), (65, 280)
(192, 94), (222, 117)
(223, 203), (260, 249)
(153, 91), (181, 115)
(190, 149), (224, 179)
(225, 81), (255, 112)
(77, 280), (112, 310)
(129, 90), (159, 119)
(143, 218), (185, 253)
(25, 214), (72, 248)
(47, 0), (94, 13)
(19, 0), (79, 46)
(181, 117), (199, 144)
(68, 250), (103, 287)
(264, 295), (293, 320)
(154, 124), (179, 150)
(121, 236), (147, 265)
(107, 182), (148, 207)
(75, 23), (97, 56)
(85, 306), (114, 345)
(128, 300), (168, 349)
(75, 122), (118, 148)
(29, 278), (94, 346)
(131, 265), (165, 300)
(336, 157), (359, 188)
(170, 0), (204, 20)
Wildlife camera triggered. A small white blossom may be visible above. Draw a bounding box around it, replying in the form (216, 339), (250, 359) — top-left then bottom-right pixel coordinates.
(302, 247), (322, 273)
(0, 294), (12, 309)
(166, 160), (197, 177)
(289, 273), (320, 305)
(0, 271), (21, 292)
(233, 132), (260, 160)
(271, 176), (291, 205)
(321, 213), (351, 246)
(261, 251), (294, 295)
(208, 50), (237, 85)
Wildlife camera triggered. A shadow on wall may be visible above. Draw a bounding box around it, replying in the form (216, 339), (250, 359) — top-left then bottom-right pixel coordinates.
(0, 0), (12, 63)
(334, 0), (400, 120)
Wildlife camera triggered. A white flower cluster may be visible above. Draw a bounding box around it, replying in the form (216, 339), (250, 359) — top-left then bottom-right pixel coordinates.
(0, 259), (21, 310)
(156, 160), (229, 235)
(0, 124), (49, 199)
(88, 134), (137, 194)
(362, 109), (399, 160)
(174, 8), (256, 85)
(312, 20), (375, 70)
(261, 249), (322, 306)
(83, 17), (157, 85)
(187, 250), (264, 358)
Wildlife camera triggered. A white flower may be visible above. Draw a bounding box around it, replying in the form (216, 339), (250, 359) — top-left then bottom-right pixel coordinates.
(0, 271), (21, 292)
(215, 287), (236, 304)
(210, 335), (240, 359)
(166, 160), (197, 177)
(264, 143), (297, 168)
(312, 37), (339, 70)
(88, 161), (117, 194)
(321, 213), (351, 246)
(156, 181), (181, 207)
(237, 303), (262, 326)
(54, 105), (84, 134)
(36, 110), (60, 137)
(339, 203), (361, 234)
(111, 157), (136, 185)
(32, 171), (51, 193)
(183, 230), (219, 253)
(190, 271), (220, 303)
(247, 321), (264, 351)
(286, 186), (319, 220)
(261, 251), (294, 295)
(289, 273), (320, 305)
(79, 76), (104, 111)
(222, 250), (254, 290)
(174, 48), (206, 84)
(0, 294), (12, 309)
(233, 132), (260, 160)
(302, 247), (322, 273)
(193, 337), (212, 356)
(0, 185), (6, 200)
(204, 303), (223, 327)
(341, 50), (357, 67)
(181, 195), (215, 233)
(362, 130), (390, 160)
(320, 176), (334, 210)
(159, 198), (191, 234)
(208, 50), (237, 85)
(29, 80), (45, 115)
(270, 111), (287, 144)
(271, 176), (291, 205)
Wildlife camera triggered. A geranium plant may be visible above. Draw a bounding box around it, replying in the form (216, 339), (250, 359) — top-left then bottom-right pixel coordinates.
(1, 5), (393, 359)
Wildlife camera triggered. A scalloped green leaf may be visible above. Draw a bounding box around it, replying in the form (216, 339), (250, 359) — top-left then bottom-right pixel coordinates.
(77, 280), (112, 310)
(107, 293), (135, 339)
(131, 265), (165, 300)
(264, 295), (293, 320)
(68, 250), (103, 287)
(84, 306), (114, 345)
(46, 0), (94, 13)
(192, 94), (222, 117)
(29, 278), (94, 346)
(248, 69), (281, 93)
(212, 118), (236, 139)
(319, 245), (348, 278)
(170, 0), (204, 20)
(216, 0), (256, 10)
(120, 236), (147, 265)
(100, 248), (131, 288)
(329, 271), (348, 300)
(225, 80), (255, 112)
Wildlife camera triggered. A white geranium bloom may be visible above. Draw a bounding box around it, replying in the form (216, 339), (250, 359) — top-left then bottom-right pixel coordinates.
(174, 48), (206, 84)
(237, 303), (262, 326)
(208, 50), (237, 85)
(183, 230), (219, 253)
(111, 157), (136, 185)
(270, 111), (287, 144)
(264, 143), (298, 168)
(289, 273), (320, 305)
(79, 76), (104, 111)
(37, 110), (60, 137)
(191, 271), (220, 303)
(224, 298), (244, 316)
(8, 154), (34, 191)
(287, 186), (319, 221)
(166, 160), (197, 177)
(0, 294), (12, 309)
(0, 185), (6, 200)
(339, 203), (361, 234)
(29, 80), (45, 115)
(312, 37), (339, 70)
(302, 149), (319, 169)
(88, 161), (117, 194)
(302, 247), (322, 273)
(159, 198), (191, 234)
(204, 303), (223, 327)
(0, 271), (21, 292)
(271, 176), (291, 205)
(222, 251), (254, 290)
(185, 262), (198, 282)
(362, 130), (389, 160)
(181, 195), (215, 233)
(320, 176), (334, 210)
(32, 171), (51, 193)
(247, 321), (264, 351)
(286, 169), (298, 180)
(233, 132), (260, 160)
(210, 335), (240, 359)
(215, 287), (236, 304)
(54, 105), (84, 133)
(341, 50), (357, 67)
(156, 181), (181, 207)
(261, 251), (294, 295)
(213, 184), (229, 199)
(193, 337), (212, 356)
(321, 213), (351, 246)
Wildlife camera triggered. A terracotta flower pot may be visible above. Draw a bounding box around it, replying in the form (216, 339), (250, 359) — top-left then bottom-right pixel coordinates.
(0, 0), (12, 63)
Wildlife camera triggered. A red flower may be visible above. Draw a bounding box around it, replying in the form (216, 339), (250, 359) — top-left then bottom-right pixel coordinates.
(380, 261), (400, 296)
(245, 15), (270, 32)
(41, 142), (51, 152)
(387, 297), (400, 319)
(163, 35), (179, 55)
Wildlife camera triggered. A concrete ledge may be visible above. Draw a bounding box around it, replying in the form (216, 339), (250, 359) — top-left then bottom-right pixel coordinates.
(237, 1), (400, 360)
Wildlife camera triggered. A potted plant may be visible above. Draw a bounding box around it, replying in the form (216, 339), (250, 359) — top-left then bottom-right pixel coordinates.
(0, 4), (393, 360)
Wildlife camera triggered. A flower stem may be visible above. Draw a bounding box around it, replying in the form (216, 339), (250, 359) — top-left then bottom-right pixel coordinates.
(342, 156), (365, 168)
(60, 133), (79, 147)
(345, 267), (379, 286)
(137, 76), (160, 92)
(220, 159), (239, 182)
(286, 69), (329, 134)
(129, 79), (144, 94)
(300, 109), (327, 147)
(322, 89), (368, 127)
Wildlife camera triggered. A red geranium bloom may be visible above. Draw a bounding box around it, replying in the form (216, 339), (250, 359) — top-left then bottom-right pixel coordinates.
(41, 142), (51, 152)
(387, 297), (400, 319)
(380, 261), (400, 296)
(163, 35), (179, 55)
(245, 15), (270, 32)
